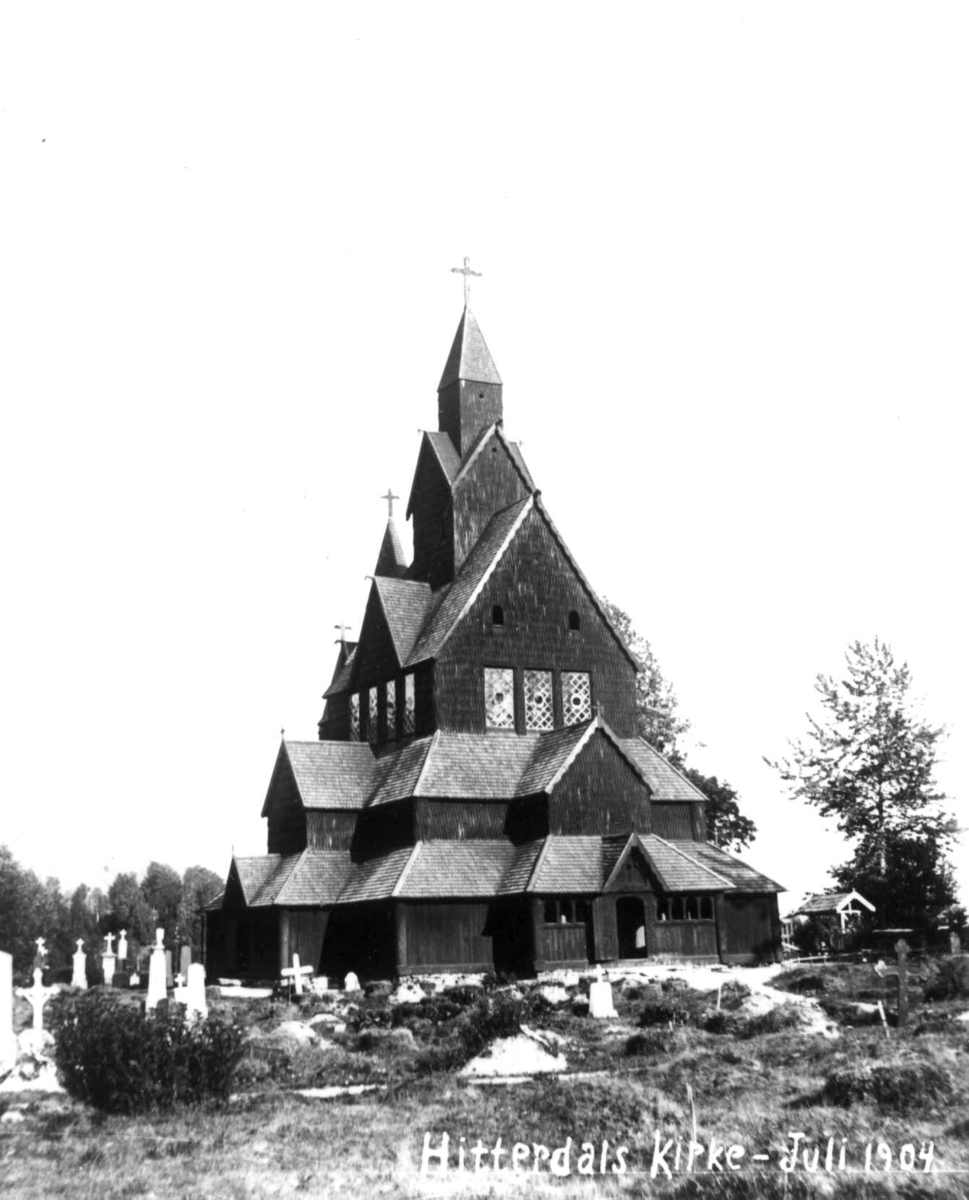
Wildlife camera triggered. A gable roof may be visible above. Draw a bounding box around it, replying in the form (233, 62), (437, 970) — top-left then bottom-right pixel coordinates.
(231, 854), (301, 907)
(619, 739), (708, 803)
(452, 423), (535, 494)
(794, 890), (872, 916)
(372, 576), (434, 666)
(405, 431), (462, 520)
(374, 520), (408, 578)
(406, 496), (533, 665)
(324, 642), (357, 697)
(261, 740), (376, 816)
(678, 840), (784, 893)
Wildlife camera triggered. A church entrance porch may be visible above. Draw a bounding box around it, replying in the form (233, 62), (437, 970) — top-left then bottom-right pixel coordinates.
(615, 895), (649, 959)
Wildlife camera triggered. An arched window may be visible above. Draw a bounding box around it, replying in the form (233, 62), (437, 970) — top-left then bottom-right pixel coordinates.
(568, 610), (580, 632)
(492, 604), (504, 627)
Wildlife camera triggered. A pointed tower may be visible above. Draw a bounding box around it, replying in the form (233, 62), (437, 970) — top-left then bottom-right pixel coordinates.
(437, 307), (503, 457)
(374, 519), (408, 579)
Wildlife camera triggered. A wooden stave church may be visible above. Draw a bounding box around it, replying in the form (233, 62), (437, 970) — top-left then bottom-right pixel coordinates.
(206, 304), (783, 981)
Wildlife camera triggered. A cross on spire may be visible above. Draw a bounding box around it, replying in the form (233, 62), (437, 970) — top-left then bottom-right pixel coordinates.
(451, 256), (481, 306)
(381, 488), (400, 519)
(334, 622), (351, 643)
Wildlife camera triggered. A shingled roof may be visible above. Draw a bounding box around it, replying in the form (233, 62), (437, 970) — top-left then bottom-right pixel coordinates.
(793, 890), (869, 915)
(679, 841), (784, 893)
(372, 576), (434, 666)
(619, 740), (708, 802)
(232, 855), (301, 907)
(261, 740), (375, 816)
(438, 307), (502, 389)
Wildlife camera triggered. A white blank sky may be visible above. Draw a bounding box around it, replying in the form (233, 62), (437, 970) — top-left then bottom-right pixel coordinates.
(1, 4), (965, 910)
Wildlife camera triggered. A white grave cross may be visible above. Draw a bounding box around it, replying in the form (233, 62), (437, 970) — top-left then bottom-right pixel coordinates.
(281, 954), (313, 996)
(34, 937), (47, 961)
(103, 932), (116, 956)
(16, 968), (56, 1034)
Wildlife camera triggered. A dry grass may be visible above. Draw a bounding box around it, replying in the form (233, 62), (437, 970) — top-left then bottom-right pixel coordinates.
(2, 965), (968, 1198)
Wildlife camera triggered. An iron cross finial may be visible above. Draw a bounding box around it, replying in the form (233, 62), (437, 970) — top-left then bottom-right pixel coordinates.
(381, 488), (400, 519)
(334, 622), (350, 643)
(451, 256), (482, 306)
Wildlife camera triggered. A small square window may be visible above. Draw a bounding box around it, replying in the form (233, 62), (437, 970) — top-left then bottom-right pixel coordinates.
(484, 667), (515, 729)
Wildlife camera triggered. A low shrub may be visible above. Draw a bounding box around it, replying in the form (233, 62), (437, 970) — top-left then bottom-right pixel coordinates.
(458, 993), (522, 1058)
(739, 1005), (803, 1037)
(624, 1030), (669, 1057)
(924, 956), (969, 1001)
(50, 991), (244, 1113)
(823, 1060), (953, 1112)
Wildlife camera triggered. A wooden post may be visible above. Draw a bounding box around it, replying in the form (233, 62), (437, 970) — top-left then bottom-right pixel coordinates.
(895, 938), (909, 1028)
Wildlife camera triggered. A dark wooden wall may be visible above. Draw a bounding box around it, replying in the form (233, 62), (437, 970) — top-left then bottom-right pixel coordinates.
(398, 901), (494, 972)
(415, 800), (510, 839)
(549, 738), (650, 835)
(408, 438), (455, 589)
(452, 438), (529, 571)
(651, 803), (695, 840)
(266, 786), (308, 855)
(350, 584), (400, 691)
(281, 909), (329, 975)
(352, 801), (413, 857)
(435, 508), (639, 735)
(437, 379), (502, 458)
(306, 811), (357, 851)
(719, 893), (781, 963)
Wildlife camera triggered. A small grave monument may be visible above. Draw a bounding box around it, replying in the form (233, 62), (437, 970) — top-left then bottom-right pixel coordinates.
(165, 949), (174, 989)
(588, 966), (617, 1019)
(0, 951), (16, 1074)
(282, 953), (313, 997)
(146, 928), (167, 1012)
(16, 969), (57, 1038)
(951, 931), (962, 955)
(186, 963), (208, 1020)
(180, 946), (192, 982)
(101, 932), (117, 988)
(72, 939), (87, 989)
(344, 971), (361, 993)
(117, 929), (128, 965)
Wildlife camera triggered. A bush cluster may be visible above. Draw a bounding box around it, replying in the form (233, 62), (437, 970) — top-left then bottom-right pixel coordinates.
(50, 991), (244, 1113)
(924, 956), (969, 1001)
(458, 993), (523, 1058)
(822, 1060), (953, 1112)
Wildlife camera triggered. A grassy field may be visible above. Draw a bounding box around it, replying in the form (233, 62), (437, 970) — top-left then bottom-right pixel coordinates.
(1, 960), (968, 1199)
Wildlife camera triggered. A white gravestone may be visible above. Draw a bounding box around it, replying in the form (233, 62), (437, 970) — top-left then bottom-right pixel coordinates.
(146, 929), (167, 1012)
(117, 930), (128, 964)
(34, 937), (47, 967)
(344, 971), (361, 993)
(186, 963), (208, 1020)
(589, 966), (617, 1019)
(180, 946), (192, 981)
(281, 954), (313, 996)
(165, 949), (174, 989)
(102, 932), (117, 988)
(16, 969), (57, 1036)
(0, 951), (16, 1074)
(72, 939), (87, 989)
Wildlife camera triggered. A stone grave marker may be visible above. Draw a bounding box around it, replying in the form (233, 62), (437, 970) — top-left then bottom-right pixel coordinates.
(146, 929), (167, 1012)
(72, 939), (87, 989)
(16, 969), (56, 1036)
(180, 945), (192, 982)
(589, 965), (617, 1019)
(102, 932), (117, 988)
(165, 949), (174, 989)
(282, 953), (313, 996)
(1, 951), (16, 1075)
(186, 963), (208, 1020)
(117, 929), (128, 965)
(344, 971), (361, 993)
(951, 931), (962, 955)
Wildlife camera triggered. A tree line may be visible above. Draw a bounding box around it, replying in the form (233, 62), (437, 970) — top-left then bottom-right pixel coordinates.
(0, 851), (223, 976)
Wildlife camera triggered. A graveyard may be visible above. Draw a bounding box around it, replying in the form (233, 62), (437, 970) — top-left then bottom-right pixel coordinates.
(1, 932), (968, 1198)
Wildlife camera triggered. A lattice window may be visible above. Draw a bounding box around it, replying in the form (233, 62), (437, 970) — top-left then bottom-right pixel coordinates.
(368, 687), (379, 745)
(385, 681), (396, 741)
(484, 667), (515, 729)
(402, 674), (415, 735)
(524, 669), (554, 731)
(562, 671), (592, 724)
(348, 693), (360, 742)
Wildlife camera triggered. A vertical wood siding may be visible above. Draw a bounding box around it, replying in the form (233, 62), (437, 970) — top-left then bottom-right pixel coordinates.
(720, 893), (779, 963)
(437, 380), (503, 458)
(306, 812), (357, 851)
(452, 438), (530, 571)
(399, 901), (494, 970)
(415, 800), (510, 839)
(651, 804), (696, 840)
(549, 737), (650, 835)
(266, 778), (308, 855)
(351, 800), (414, 857)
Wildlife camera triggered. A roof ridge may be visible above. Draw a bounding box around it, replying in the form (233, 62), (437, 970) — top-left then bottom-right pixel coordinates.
(411, 731), (438, 797)
(523, 835), (551, 893)
(391, 841), (422, 897)
(632, 739), (708, 803)
(494, 424), (535, 493)
(602, 832), (646, 891)
(544, 721), (598, 794)
(452, 422), (498, 486)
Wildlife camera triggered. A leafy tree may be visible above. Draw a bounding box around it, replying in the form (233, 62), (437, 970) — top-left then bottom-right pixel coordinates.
(178, 865), (224, 958)
(141, 861), (183, 942)
(769, 638), (959, 929)
(603, 599), (689, 758)
(604, 601), (756, 850)
(681, 768), (757, 852)
(0, 845), (52, 974)
(106, 871), (154, 945)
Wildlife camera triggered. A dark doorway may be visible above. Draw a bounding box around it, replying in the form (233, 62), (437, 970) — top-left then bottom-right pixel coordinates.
(616, 896), (648, 958)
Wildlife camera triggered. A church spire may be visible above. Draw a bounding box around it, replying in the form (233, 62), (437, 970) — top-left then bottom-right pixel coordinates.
(437, 308), (503, 457)
(374, 487), (408, 578)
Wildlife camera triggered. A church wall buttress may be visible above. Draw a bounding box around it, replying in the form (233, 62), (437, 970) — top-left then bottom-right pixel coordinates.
(433, 512), (639, 734)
